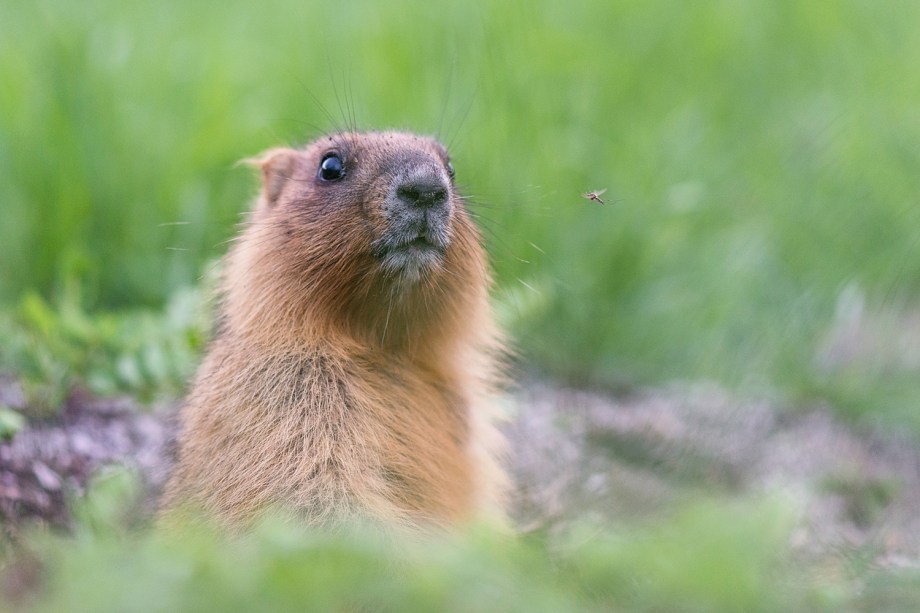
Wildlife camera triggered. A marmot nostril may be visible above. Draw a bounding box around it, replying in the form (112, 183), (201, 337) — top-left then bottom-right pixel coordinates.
(396, 176), (448, 209)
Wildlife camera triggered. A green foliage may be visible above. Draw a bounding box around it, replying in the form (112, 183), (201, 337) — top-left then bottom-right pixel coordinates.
(0, 406), (26, 442)
(0, 284), (208, 410)
(70, 468), (146, 538)
(1, 0), (919, 419)
(17, 486), (836, 613)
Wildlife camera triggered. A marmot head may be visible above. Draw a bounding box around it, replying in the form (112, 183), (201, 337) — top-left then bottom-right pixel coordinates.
(224, 131), (488, 350)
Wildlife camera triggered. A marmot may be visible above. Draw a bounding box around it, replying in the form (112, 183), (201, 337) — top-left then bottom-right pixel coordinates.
(162, 131), (507, 530)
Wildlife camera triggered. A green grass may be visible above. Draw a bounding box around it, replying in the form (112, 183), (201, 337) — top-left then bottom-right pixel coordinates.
(2, 0), (920, 424)
(0, 283), (207, 411)
(4, 471), (832, 613)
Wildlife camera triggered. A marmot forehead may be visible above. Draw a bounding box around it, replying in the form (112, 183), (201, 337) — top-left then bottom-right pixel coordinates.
(308, 131), (450, 165)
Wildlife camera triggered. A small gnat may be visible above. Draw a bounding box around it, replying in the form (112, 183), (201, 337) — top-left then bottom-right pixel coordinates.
(581, 188), (608, 205)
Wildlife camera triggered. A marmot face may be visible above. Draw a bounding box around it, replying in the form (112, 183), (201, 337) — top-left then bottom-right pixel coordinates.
(231, 132), (484, 347)
(257, 132), (462, 284)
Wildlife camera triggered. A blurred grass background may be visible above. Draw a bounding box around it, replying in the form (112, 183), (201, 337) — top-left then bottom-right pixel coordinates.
(2, 0), (920, 425)
(2, 0), (920, 609)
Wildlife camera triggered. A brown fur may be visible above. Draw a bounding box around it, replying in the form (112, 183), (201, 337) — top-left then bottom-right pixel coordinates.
(162, 132), (507, 530)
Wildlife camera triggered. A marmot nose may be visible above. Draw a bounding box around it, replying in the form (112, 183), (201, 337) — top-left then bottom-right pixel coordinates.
(395, 173), (449, 210)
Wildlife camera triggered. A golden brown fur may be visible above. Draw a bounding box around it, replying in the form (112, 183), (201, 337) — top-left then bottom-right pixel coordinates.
(162, 132), (507, 529)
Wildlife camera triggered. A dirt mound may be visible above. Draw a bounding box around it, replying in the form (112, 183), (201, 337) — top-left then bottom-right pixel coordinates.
(3, 375), (920, 569)
(0, 377), (173, 536)
(506, 381), (920, 567)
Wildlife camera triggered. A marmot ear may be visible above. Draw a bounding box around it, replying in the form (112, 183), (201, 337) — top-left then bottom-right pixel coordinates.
(241, 148), (302, 207)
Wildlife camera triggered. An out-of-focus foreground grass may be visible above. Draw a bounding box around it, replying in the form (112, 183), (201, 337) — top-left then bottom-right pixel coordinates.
(0, 470), (851, 613)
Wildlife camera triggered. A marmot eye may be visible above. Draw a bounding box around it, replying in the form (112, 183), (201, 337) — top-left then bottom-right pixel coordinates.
(319, 153), (345, 181)
(446, 160), (455, 179)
